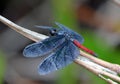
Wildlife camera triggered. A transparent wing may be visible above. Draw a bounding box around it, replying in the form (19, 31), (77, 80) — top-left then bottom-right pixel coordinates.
(35, 25), (54, 30)
(23, 35), (65, 57)
(55, 22), (84, 44)
(38, 40), (80, 75)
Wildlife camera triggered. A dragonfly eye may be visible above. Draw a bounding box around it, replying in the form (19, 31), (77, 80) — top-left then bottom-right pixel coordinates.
(50, 29), (57, 36)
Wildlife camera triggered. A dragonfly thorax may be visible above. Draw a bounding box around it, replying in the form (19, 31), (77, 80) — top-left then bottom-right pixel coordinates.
(57, 31), (72, 40)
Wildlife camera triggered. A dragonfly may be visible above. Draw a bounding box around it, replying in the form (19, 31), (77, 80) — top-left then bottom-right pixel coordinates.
(23, 22), (97, 75)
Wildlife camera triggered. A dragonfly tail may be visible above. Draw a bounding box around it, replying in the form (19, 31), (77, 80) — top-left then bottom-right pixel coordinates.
(73, 39), (98, 57)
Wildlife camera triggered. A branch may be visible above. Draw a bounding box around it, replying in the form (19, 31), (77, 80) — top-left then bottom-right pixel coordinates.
(0, 15), (120, 83)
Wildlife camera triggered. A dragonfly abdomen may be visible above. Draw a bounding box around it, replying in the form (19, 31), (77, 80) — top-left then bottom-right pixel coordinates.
(73, 39), (97, 57)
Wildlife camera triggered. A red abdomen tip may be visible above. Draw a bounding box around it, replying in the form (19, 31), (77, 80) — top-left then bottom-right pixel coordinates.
(73, 40), (97, 57)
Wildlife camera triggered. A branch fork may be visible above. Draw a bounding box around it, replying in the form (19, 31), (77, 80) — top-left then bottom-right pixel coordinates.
(0, 15), (120, 84)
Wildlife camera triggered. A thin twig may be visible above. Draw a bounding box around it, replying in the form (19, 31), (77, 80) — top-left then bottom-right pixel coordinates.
(80, 51), (120, 74)
(75, 56), (120, 82)
(98, 74), (118, 84)
(0, 15), (120, 83)
(75, 58), (118, 84)
(0, 15), (47, 42)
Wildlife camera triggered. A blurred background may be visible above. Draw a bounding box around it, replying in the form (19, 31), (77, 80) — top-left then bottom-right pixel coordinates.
(0, 0), (120, 84)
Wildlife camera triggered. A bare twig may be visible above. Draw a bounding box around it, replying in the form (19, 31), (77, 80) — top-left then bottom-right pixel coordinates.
(80, 51), (120, 74)
(98, 74), (118, 84)
(0, 15), (47, 42)
(75, 58), (118, 84)
(0, 15), (120, 83)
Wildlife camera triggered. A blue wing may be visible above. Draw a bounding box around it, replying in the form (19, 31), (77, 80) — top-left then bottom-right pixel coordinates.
(23, 35), (65, 57)
(35, 25), (56, 31)
(38, 40), (80, 75)
(55, 22), (84, 44)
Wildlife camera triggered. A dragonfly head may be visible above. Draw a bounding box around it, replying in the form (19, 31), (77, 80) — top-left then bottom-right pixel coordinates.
(50, 28), (57, 36)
